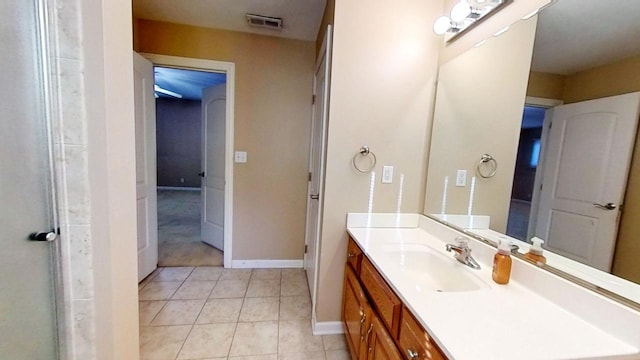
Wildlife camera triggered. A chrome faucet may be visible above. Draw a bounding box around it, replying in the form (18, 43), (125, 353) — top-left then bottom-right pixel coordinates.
(445, 236), (481, 270)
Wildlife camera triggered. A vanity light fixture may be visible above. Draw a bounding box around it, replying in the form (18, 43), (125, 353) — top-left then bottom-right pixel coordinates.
(433, 0), (512, 40)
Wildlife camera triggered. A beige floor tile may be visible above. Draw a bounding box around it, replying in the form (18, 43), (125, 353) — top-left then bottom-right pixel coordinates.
(172, 280), (216, 300)
(150, 299), (206, 326)
(279, 295), (311, 321)
(210, 279), (249, 298)
(281, 269), (306, 280)
(239, 297), (280, 322)
(139, 301), (167, 326)
(188, 266), (224, 281)
(139, 281), (182, 301)
(251, 269), (281, 280)
(278, 320), (324, 354)
(154, 266), (195, 282)
(231, 355), (278, 360)
(278, 352), (326, 360)
(177, 323), (237, 359)
(324, 349), (350, 360)
(280, 276), (309, 297)
(197, 298), (243, 324)
(229, 321), (278, 357)
(322, 334), (347, 351)
(220, 268), (253, 281)
(246, 279), (281, 297)
(139, 268), (162, 290)
(139, 325), (191, 360)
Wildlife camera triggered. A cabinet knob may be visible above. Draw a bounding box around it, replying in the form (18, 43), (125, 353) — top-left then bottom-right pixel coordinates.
(347, 252), (356, 258)
(407, 349), (419, 359)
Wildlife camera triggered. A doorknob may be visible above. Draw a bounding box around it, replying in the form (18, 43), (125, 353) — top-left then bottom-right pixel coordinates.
(29, 231), (57, 242)
(593, 202), (617, 210)
(310, 194), (319, 200)
(198, 171), (205, 177)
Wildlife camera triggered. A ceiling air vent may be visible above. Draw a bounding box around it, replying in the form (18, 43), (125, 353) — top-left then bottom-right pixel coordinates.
(245, 13), (283, 30)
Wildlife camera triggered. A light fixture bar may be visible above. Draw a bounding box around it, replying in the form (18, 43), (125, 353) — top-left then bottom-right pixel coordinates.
(154, 85), (183, 99)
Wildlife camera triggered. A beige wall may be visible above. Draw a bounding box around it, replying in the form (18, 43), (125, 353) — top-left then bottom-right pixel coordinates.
(135, 20), (315, 261)
(527, 71), (565, 99)
(563, 54), (640, 104)
(315, 0), (443, 322)
(424, 16), (537, 233)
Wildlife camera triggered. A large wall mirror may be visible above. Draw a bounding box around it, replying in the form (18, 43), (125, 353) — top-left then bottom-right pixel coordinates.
(425, 0), (640, 306)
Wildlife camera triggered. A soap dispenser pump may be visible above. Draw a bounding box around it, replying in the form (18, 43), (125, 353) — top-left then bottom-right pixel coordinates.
(524, 237), (547, 266)
(492, 238), (512, 285)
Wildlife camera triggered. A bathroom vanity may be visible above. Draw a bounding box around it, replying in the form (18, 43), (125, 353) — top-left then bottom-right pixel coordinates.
(342, 213), (640, 360)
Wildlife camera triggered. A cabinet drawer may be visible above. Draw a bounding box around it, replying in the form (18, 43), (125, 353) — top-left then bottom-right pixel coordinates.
(360, 257), (402, 337)
(398, 307), (446, 360)
(347, 237), (363, 274)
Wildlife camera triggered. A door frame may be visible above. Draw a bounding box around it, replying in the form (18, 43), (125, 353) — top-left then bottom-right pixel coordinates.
(525, 96), (563, 241)
(304, 25), (332, 322)
(140, 53), (235, 267)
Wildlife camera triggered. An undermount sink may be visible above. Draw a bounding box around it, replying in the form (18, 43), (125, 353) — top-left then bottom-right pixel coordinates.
(379, 244), (490, 292)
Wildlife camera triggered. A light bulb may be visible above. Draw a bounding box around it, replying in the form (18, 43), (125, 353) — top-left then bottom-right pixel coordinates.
(450, 0), (472, 22)
(433, 16), (452, 35)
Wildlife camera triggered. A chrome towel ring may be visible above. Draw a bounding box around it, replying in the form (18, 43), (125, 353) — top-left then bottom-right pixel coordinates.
(352, 145), (377, 173)
(477, 154), (497, 178)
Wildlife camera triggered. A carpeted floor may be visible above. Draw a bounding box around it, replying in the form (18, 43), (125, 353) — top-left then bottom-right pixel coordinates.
(157, 189), (223, 267)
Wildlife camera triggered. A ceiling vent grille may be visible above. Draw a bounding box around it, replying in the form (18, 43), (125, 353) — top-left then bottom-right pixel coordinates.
(245, 14), (283, 30)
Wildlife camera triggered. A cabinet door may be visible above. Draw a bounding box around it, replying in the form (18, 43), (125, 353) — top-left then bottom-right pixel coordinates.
(398, 307), (447, 360)
(367, 315), (403, 360)
(347, 237), (363, 274)
(343, 265), (371, 360)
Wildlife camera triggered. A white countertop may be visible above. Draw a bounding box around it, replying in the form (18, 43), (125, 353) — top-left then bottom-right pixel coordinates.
(347, 213), (640, 360)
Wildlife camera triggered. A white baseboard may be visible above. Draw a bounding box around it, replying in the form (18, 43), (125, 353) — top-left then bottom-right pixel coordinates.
(157, 186), (201, 191)
(231, 259), (303, 269)
(312, 320), (344, 335)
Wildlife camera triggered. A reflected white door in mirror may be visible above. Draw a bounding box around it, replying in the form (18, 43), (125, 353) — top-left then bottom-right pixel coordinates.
(533, 93), (640, 272)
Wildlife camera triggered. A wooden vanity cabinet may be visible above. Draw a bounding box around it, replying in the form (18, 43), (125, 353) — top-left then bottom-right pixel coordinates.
(343, 265), (371, 360)
(343, 236), (448, 360)
(397, 307), (446, 360)
(343, 265), (402, 360)
(347, 237), (364, 274)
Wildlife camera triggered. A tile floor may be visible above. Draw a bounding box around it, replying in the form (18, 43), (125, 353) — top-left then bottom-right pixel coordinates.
(138, 266), (350, 360)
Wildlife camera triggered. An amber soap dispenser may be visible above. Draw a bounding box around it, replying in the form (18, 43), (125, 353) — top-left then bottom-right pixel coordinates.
(492, 239), (512, 284)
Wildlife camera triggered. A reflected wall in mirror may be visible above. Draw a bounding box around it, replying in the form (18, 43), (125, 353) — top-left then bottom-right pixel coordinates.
(425, 0), (640, 294)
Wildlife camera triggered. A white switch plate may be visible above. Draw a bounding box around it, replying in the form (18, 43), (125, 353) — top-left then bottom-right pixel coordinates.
(456, 170), (467, 187)
(382, 166), (394, 184)
(234, 151), (247, 163)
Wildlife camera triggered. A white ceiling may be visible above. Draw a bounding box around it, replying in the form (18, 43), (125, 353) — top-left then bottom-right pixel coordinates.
(132, 0), (327, 41)
(531, 0), (640, 75)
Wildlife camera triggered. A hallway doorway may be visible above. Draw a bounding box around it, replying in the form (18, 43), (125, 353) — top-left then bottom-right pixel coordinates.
(154, 66), (226, 266)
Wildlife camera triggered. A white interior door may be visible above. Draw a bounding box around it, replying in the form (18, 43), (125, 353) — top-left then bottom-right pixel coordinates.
(1, 0), (58, 356)
(134, 52), (158, 281)
(201, 83), (226, 251)
(304, 25), (332, 309)
(535, 92), (640, 271)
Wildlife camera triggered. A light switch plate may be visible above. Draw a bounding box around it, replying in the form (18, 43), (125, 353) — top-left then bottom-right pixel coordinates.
(382, 166), (393, 184)
(234, 151), (247, 163)
(456, 170), (467, 187)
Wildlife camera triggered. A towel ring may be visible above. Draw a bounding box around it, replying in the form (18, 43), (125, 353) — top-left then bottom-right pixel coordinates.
(352, 145), (377, 173)
(477, 154), (497, 178)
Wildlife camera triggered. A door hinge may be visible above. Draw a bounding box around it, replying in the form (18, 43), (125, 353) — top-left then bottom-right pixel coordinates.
(549, 121), (553, 129)
(308, 172), (312, 181)
(304, 244), (308, 254)
(312, 95), (316, 104)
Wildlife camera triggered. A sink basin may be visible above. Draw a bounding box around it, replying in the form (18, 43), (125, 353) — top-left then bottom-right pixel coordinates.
(379, 244), (489, 292)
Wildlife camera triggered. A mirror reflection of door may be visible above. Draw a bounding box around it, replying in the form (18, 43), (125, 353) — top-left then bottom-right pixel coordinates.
(534, 93), (640, 272)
